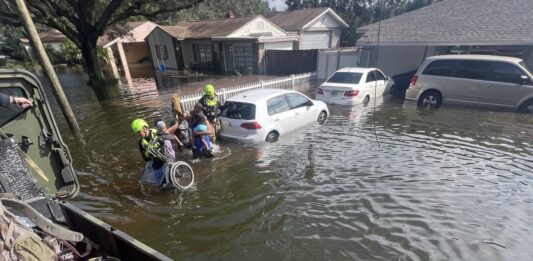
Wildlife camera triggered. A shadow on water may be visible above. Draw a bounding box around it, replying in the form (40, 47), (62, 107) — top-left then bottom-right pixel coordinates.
(43, 71), (533, 260)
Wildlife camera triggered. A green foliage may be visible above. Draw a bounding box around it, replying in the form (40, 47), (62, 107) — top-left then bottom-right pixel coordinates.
(60, 40), (82, 67)
(0, 25), (27, 61)
(163, 0), (270, 23)
(286, 0), (442, 46)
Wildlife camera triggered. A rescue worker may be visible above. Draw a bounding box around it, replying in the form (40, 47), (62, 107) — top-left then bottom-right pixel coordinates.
(131, 118), (166, 169)
(197, 84), (222, 141)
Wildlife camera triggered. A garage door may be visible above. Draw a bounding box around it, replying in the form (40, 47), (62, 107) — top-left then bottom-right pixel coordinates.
(302, 31), (330, 50)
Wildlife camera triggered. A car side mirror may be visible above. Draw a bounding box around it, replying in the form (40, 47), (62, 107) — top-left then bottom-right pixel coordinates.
(520, 75), (530, 85)
(386, 76), (391, 81)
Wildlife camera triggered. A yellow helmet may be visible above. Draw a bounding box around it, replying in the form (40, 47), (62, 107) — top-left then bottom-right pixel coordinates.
(204, 84), (215, 96)
(131, 118), (148, 133)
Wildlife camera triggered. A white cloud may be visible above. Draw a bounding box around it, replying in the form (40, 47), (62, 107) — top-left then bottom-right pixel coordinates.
(267, 0), (288, 11)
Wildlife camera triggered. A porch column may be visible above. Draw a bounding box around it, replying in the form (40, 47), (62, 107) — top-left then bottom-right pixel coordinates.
(105, 47), (120, 79)
(116, 40), (133, 88)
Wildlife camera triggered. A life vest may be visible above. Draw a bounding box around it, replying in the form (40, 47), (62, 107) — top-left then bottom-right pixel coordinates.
(139, 129), (160, 159)
(200, 95), (219, 120)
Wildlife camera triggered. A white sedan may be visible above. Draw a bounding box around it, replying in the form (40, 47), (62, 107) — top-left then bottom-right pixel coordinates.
(316, 67), (395, 105)
(219, 89), (329, 143)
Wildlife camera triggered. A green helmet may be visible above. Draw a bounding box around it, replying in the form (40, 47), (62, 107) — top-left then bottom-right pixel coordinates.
(204, 84), (215, 96)
(131, 118), (148, 133)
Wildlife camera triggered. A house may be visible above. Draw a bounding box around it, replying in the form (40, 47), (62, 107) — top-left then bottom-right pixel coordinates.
(355, 0), (533, 77)
(20, 29), (67, 53)
(20, 22), (157, 84)
(263, 7), (348, 50)
(145, 14), (297, 74)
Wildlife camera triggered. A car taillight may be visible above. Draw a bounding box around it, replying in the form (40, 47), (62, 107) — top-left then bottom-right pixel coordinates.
(317, 88), (324, 94)
(344, 90), (359, 97)
(240, 122), (262, 129)
(409, 75), (418, 87)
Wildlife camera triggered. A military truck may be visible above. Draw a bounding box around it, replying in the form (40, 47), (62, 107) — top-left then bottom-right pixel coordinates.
(0, 70), (171, 260)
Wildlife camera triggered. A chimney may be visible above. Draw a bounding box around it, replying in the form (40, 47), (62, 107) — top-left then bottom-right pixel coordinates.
(226, 11), (235, 19)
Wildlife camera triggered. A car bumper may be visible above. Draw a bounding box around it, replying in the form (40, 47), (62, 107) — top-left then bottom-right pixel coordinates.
(405, 88), (419, 101)
(316, 94), (362, 105)
(221, 132), (266, 144)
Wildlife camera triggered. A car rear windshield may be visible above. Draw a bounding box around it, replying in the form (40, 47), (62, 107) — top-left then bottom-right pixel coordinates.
(220, 101), (256, 120)
(327, 72), (362, 84)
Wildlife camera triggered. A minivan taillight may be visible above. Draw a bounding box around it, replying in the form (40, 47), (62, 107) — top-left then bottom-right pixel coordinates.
(409, 75), (418, 87)
(240, 122), (262, 129)
(317, 88), (324, 94)
(344, 90), (359, 97)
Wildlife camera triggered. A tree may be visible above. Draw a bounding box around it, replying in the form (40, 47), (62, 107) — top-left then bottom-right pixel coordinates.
(160, 0), (270, 24)
(0, 0), (204, 99)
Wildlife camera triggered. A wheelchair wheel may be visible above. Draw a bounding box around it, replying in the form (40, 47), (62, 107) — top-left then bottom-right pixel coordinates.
(169, 161), (194, 190)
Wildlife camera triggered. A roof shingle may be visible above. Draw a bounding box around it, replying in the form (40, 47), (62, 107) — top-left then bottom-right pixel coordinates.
(358, 0), (533, 45)
(263, 7), (329, 31)
(160, 16), (256, 39)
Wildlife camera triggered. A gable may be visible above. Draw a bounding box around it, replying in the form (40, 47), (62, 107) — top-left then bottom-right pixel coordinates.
(304, 12), (344, 30)
(228, 16), (287, 37)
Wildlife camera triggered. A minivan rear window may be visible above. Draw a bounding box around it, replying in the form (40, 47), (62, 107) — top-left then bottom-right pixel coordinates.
(422, 60), (455, 77)
(220, 102), (255, 120)
(327, 72), (362, 84)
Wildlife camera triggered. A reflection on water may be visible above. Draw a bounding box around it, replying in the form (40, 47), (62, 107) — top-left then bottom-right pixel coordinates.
(45, 72), (533, 260)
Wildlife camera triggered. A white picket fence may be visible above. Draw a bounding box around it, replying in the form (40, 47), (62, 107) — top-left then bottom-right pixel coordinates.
(180, 72), (317, 112)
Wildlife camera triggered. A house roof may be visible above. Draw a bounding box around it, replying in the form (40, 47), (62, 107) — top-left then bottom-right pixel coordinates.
(21, 21), (152, 47)
(20, 30), (67, 44)
(357, 0), (533, 46)
(160, 16), (257, 39)
(263, 7), (348, 31)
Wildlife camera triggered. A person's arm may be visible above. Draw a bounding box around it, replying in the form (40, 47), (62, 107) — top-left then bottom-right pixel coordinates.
(138, 141), (151, 162)
(0, 94), (33, 108)
(166, 122), (179, 134)
(0, 93), (10, 107)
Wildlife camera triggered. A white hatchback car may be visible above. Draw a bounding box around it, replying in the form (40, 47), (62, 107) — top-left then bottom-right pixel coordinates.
(316, 67), (395, 105)
(219, 89), (329, 143)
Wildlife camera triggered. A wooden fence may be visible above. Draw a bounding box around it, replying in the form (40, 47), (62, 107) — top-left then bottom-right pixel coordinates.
(180, 72), (317, 112)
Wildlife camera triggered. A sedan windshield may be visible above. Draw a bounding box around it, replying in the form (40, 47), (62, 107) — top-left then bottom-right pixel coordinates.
(327, 72), (363, 84)
(519, 61), (533, 74)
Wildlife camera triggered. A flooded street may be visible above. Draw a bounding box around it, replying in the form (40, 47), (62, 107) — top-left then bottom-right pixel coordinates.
(47, 71), (533, 260)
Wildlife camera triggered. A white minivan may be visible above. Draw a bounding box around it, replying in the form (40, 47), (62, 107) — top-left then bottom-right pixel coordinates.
(405, 55), (533, 113)
(219, 89), (329, 143)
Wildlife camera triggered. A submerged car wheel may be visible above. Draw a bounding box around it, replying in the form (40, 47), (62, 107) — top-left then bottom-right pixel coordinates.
(518, 99), (533, 114)
(265, 131), (279, 143)
(418, 90), (442, 109)
(317, 111), (327, 124)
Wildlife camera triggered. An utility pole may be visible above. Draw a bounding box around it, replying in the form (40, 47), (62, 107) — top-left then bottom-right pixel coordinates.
(14, 0), (83, 138)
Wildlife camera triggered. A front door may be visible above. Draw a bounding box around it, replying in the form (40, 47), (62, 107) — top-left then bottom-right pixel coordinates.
(479, 61), (528, 107)
(267, 95), (294, 134)
(224, 45), (235, 72)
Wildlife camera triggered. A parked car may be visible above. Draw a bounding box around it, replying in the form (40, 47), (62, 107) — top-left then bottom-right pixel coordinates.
(219, 89), (329, 143)
(405, 55), (533, 113)
(316, 67), (395, 105)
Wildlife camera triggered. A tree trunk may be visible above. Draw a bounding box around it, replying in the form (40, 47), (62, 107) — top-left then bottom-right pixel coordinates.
(79, 38), (113, 100)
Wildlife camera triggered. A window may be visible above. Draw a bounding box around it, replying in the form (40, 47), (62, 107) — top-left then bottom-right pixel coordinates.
(194, 44), (213, 64)
(454, 60), (490, 80)
(423, 60), (456, 76)
(366, 71), (376, 82)
(0, 87), (28, 127)
(375, 70), (386, 80)
(327, 72), (362, 84)
(234, 45), (253, 69)
(488, 62), (526, 84)
(285, 93), (311, 109)
(267, 95), (290, 115)
(155, 45), (168, 60)
(220, 102), (255, 120)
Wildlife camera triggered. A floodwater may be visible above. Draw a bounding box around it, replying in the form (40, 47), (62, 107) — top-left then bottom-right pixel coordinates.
(46, 71), (533, 260)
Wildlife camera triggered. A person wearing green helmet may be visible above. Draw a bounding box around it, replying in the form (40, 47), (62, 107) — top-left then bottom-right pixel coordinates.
(131, 118), (177, 169)
(198, 84), (223, 141)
